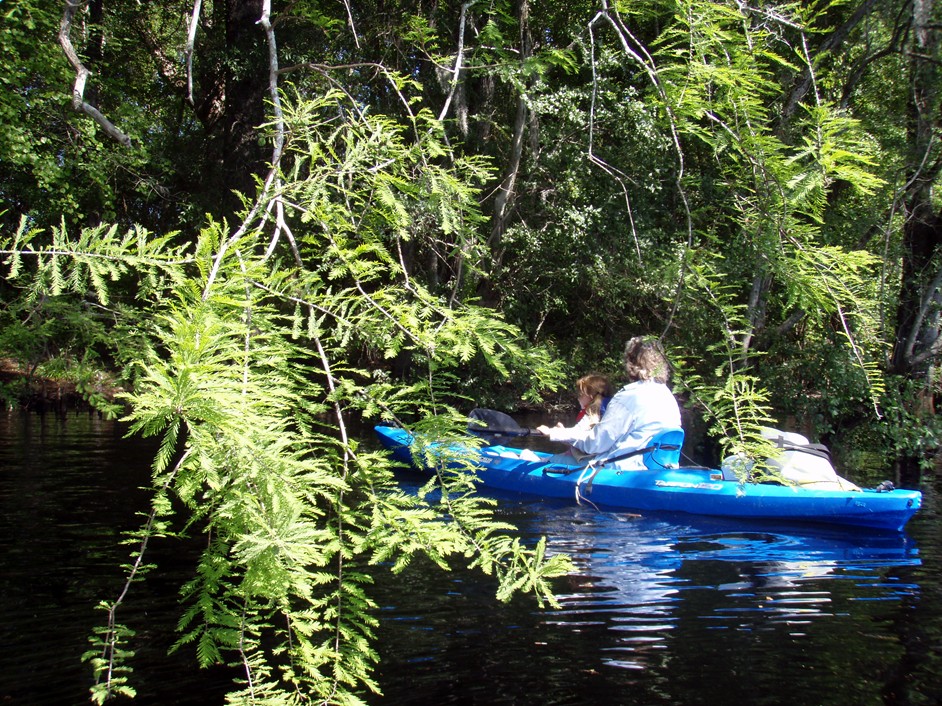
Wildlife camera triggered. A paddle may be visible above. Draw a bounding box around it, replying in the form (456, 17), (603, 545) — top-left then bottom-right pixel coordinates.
(467, 409), (685, 466)
(467, 408), (545, 437)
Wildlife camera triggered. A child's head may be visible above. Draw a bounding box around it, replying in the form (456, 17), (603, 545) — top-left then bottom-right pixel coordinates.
(575, 374), (613, 416)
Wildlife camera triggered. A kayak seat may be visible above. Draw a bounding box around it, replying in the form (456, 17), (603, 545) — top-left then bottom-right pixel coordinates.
(642, 428), (685, 470)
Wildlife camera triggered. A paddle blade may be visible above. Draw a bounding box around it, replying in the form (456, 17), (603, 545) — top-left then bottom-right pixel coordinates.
(467, 408), (536, 437)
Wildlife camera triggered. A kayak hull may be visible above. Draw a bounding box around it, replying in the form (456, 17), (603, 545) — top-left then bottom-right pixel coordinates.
(374, 425), (922, 533)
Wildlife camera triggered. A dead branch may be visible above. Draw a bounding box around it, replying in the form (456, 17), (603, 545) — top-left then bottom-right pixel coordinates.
(58, 0), (132, 147)
(589, 1), (694, 338)
(185, 0), (203, 105)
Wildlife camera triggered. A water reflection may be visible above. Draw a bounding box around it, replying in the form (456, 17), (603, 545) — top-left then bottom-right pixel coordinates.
(375, 489), (929, 705)
(514, 507), (922, 673)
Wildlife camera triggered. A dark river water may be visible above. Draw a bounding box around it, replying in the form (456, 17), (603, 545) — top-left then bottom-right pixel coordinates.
(2, 411), (942, 705)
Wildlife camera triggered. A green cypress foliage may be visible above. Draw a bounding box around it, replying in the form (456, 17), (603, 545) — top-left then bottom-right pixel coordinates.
(609, 0), (889, 458)
(2, 90), (570, 704)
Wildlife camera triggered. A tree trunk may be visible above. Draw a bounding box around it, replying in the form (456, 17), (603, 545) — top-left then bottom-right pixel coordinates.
(889, 0), (942, 482)
(488, 0), (532, 259)
(212, 0), (270, 221)
(892, 0), (942, 377)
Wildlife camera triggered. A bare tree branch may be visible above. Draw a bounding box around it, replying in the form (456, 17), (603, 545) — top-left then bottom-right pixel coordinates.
(586, 17), (643, 262)
(589, 0), (694, 339)
(904, 263), (942, 367)
(438, 1), (477, 123)
(489, 0), (528, 254)
(58, 0), (132, 148)
(342, 0), (361, 49)
(204, 0), (303, 298)
(185, 0), (203, 106)
(258, 0), (299, 265)
(781, 0), (886, 116)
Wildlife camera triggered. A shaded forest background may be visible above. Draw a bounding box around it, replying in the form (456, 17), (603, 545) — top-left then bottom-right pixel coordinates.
(4, 1), (942, 703)
(4, 0), (940, 473)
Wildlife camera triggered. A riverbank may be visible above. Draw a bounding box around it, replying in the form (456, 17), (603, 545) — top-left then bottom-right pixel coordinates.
(0, 357), (121, 413)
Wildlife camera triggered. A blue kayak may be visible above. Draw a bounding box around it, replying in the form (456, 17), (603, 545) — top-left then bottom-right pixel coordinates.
(374, 425), (922, 533)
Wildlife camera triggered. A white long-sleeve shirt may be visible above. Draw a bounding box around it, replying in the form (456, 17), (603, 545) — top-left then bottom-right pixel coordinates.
(546, 380), (681, 469)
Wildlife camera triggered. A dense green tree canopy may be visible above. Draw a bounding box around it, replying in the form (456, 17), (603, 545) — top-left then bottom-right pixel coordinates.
(3, 0), (942, 703)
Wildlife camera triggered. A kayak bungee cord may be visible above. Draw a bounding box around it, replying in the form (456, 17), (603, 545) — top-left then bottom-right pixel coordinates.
(575, 463), (602, 509)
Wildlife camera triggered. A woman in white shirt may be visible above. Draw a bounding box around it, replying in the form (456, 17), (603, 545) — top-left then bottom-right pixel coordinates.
(538, 336), (682, 469)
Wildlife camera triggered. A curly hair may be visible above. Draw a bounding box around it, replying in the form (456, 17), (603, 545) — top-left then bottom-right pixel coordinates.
(623, 336), (671, 384)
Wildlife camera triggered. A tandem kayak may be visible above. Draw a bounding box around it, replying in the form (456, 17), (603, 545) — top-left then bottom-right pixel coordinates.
(374, 424), (922, 533)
